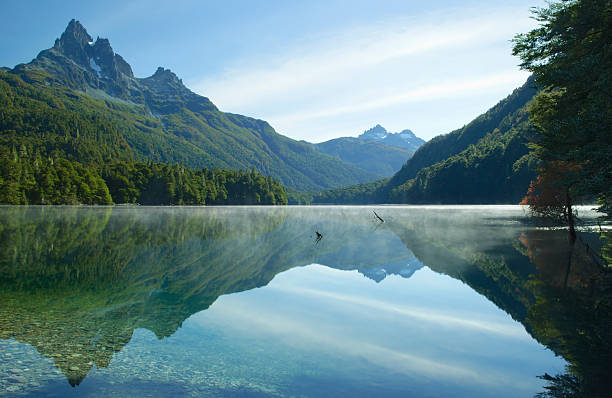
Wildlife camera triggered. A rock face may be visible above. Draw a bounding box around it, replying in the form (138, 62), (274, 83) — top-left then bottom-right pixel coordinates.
(53, 19), (93, 68)
(358, 124), (425, 151)
(25, 19), (137, 100)
(19, 19), (212, 113)
(139, 66), (217, 115)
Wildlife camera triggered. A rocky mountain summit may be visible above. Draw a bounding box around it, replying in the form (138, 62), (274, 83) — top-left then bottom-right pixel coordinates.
(17, 19), (216, 116)
(358, 124), (425, 151)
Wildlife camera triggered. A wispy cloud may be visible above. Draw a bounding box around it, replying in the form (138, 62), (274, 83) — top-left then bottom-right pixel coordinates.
(271, 284), (529, 339)
(271, 71), (528, 124)
(200, 300), (491, 384)
(192, 263), (558, 394)
(193, 18), (485, 108)
(189, 4), (539, 141)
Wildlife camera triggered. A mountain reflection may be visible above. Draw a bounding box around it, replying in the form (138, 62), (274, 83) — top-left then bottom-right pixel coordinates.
(0, 206), (414, 385)
(0, 206), (610, 395)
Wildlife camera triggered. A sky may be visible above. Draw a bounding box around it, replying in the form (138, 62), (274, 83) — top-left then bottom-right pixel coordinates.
(0, 0), (545, 143)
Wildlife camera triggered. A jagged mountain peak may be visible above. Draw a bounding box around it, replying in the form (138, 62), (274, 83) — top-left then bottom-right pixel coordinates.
(92, 37), (112, 52)
(24, 19), (140, 96)
(360, 124), (388, 140)
(52, 19), (94, 67)
(358, 124), (425, 151)
(59, 19), (92, 46)
(5, 19), (381, 191)
(49, 20), (124, 78)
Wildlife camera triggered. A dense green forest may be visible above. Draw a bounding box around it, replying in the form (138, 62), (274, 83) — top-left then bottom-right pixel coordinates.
(0, 150), (287, 205)
(101, 162), (287, 205)
(2, 8), (609, 209)
(312, 0), (610, 212)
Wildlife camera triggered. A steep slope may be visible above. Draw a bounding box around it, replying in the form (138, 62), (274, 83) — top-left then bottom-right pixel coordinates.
(312, 77), (539, 204)
(313, 137), (414, 176)
(5, 20), (378, 191)
(386, 78), (538, 203)
(389, 77), (537, 186)
(358, 124), (425, 151)
(388, 110), (537, 204)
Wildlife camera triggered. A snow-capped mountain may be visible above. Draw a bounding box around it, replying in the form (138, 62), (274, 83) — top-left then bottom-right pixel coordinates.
(358, 124), (425, 151)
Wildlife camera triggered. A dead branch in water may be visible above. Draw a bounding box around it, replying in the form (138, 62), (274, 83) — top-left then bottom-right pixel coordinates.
(315, 231), (323, 244)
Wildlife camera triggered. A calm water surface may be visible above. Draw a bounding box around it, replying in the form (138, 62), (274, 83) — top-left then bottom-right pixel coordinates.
(0, 206), (610, 397)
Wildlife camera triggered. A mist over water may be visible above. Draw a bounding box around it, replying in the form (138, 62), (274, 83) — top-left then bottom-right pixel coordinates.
(0, 205), (608, 397)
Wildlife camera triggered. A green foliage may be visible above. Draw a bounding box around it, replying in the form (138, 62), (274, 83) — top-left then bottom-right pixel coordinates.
(0, 148), (112, 205)
(388, 109), (537, 204)
(0, 149), (287, 206)
(0, 71), (133, 165)
(512, 0), (612, 218)
(0, 70), (288, 205)
(102, 163), (288, 205)
(311, 179), (387, 204)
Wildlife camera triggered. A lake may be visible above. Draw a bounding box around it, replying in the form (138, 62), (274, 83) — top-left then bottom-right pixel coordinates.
(0, 206), (610, 397)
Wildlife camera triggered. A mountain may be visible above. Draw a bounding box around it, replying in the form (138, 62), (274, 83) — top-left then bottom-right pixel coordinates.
(385, 77), (538, 203)
(3, 20), (379, 191)
(358, 257), (424, 282)
(313, 137), (415, 176)
(312, 77), (539, 204)
(388, 77), (537, 187)
(358, 124), (425, 151)
(310, 124), (424, 177)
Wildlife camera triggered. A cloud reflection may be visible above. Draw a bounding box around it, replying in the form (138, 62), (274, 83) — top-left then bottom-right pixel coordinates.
(272, 283), (528, 339)
(192, 265), (560, 394)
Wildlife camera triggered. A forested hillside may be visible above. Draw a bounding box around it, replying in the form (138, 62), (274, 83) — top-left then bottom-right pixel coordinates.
(388, 76), (537, 187)
(0, 71), (287, 205)
(311, 77), (539, 204)
(313, 137), (414, 176)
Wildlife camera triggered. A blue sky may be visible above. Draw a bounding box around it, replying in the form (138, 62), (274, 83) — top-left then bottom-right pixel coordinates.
(0, 0), (544, 142)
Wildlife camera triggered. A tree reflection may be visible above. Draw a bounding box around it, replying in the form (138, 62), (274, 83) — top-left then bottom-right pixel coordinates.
(519, 230), (612, 398)
(1, 206), (610, 393)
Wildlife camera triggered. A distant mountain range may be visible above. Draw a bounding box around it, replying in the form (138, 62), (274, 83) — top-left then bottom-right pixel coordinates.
(313, 136), (414, 177)
(2, 20), (381, 191)
(312, 125), (425, 177)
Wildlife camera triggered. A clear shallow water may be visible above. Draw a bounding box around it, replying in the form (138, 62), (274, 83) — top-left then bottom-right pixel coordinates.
(0, 206), (609, 397)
